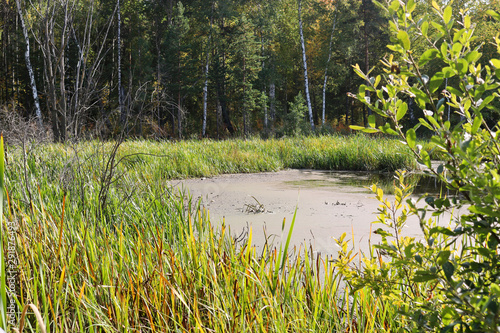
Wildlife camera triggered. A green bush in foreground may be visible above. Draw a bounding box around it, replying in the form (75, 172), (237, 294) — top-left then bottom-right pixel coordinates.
(345, 1), (500, 331)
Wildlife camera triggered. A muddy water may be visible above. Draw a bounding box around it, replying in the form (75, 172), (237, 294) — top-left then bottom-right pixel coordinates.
(170, 170), (445, 257)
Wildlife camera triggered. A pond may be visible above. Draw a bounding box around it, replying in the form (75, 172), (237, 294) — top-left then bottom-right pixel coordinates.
(170, 169), (453, 257)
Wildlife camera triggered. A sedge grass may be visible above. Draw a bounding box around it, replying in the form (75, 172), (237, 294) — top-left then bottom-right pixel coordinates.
(0, 135), (417, 332)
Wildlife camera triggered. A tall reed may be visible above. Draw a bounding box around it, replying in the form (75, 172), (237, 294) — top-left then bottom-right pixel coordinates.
(1, 135), (414, 331)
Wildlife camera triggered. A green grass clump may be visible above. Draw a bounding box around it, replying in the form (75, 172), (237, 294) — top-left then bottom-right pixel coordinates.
(0, 134), (416, 332)
(19, 134), (415, 183)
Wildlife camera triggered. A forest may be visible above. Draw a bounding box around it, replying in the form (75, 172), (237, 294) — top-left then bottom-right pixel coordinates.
(1, 0), (498, 142)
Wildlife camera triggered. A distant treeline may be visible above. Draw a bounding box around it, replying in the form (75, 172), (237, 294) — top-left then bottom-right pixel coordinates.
(0, 0), (498, 141)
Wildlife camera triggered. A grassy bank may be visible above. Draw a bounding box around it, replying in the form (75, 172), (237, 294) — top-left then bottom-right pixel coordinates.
(1, 135), (414, 332)
(7, 134), (416, 181)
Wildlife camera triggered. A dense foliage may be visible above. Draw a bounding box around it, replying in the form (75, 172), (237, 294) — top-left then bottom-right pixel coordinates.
(1, 0), (498, 141)
(344, 0), (500, 331)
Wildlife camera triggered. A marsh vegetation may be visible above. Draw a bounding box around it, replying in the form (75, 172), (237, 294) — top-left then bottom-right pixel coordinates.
(0, 135), (415, 332)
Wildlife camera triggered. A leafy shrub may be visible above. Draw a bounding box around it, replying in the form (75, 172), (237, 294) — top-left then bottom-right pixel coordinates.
(344, 0), (500, 331)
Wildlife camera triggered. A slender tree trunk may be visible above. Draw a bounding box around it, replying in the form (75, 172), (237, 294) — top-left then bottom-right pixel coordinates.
(72, 25), (83, 137)
(298, 0), (314, 131)
(58, 1), (69, 140)
(202, 2), (214, 137)
(363, 0), (371, 121)
(202, 53), (210, 137)
(261, 35), (268, 131)
(178, 92), (182, 139)
(118, 0), (125, 125)
(43, 0), (61, 141)
(216, 99), (222, 139)
(270, 81), (275, 123)
(243, 56), (247, 137)
(322, 13), (336, 126)
(15, 0), (43, 126)
(345, 58), (351, 127)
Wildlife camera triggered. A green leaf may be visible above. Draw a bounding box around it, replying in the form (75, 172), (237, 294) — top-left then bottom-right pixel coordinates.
(373, 228), (391, 237)
(350, 125), (366, 131)
(407, 0), (416, 13)
(389, 0), (400, 11)
(430, 226), (455, 236)
(362, 128), (379, 134)
(464, 15), (471, 28)
(490, 59), (500, 68)
(419, 118), (434, 131)
(453, 29), (465, 43)
(471, 114), (482, 134)
(380, 123), (399, 136)
(447, 86), (464, 97)
(414, 271), (438, 282)
(443, 6), (452, 24)
(469, 205), (500, 218)
(397, 30), (411, 50)
(421, 21), (429, 36)
(437, 163), (444, 174)
(437, 250), (451, 265)
(436, 97), (446, 111)
(456, 58), (468, 76)
(352, 63), (366, 79)
(420, 150), (431, 168)
(442, 261), (455, 280)
(396, 102), (408, 121)
(442, 66), (456, 78)
(368, 114), (376, 128)
(432, 21), (446, 36)
(487, 10), (500, 21)
(407, 128), (416, 149)
(441, 42), (449, 59)
(419, 49), (439, 66)
(451, 42), (462, 55)
(465, 51), (481, 64)
(404, 244), (414, 258)
(478, 95), (495, 112)
(429, 73), (444, 93)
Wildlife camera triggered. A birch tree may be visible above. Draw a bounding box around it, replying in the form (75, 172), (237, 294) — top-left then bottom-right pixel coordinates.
(15, 0), (42, 126)
(298, 0), (314, 131)
(202, 1), (214, 137)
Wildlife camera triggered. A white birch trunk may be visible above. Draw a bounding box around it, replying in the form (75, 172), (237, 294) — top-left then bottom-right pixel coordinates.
(202, 3), (214, 137)
(15, 0), (43, 127)
(322, 14), (336, 125)
(298, 0), (314, 131)
(202, 55), (209, 137)
(117, 0), (125, 124)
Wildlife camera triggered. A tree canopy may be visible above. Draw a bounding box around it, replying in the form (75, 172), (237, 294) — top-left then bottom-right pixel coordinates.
(0, 0), (498, 141)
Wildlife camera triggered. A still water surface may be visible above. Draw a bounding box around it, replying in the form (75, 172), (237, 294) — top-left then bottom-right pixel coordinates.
(173, 169), (451, 257)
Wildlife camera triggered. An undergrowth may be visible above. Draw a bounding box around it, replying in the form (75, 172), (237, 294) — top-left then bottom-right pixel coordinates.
(0, 134), (413, 332)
